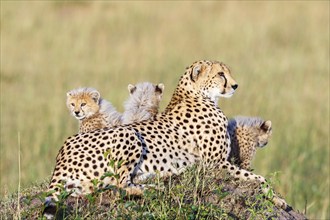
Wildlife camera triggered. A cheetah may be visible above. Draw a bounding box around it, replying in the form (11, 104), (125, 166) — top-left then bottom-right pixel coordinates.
(122, 82), (165, 125)
(66, 83), (164, 133)
(44, 60), (287, 219)
(228, 116), (272, 170)
(66, 87), (122, 133)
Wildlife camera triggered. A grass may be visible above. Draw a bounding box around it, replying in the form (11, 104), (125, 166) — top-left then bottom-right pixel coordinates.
(0, 1), (329, 219)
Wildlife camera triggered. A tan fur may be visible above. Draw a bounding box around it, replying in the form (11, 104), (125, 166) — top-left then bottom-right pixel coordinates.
(228, 116), (272, 170)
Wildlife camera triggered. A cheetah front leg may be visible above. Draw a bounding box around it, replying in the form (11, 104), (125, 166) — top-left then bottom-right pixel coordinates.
(219, 160), (288, 209)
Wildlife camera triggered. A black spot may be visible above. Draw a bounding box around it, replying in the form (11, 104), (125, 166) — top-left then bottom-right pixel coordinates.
(145, 165), (149, 172)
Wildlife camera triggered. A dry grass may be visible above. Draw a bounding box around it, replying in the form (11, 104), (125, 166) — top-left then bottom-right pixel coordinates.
(1, 1), (329, 219)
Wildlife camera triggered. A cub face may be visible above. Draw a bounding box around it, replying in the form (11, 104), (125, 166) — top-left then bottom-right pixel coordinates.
(66, 89), (100, 120)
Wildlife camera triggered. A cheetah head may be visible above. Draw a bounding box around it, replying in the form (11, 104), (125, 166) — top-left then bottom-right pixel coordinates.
(188, 60), (238, 103)
(66, 88), (101, 120)
(257, 120), (272, 147)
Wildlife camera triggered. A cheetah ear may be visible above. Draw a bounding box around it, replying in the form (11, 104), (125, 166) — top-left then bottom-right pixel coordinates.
(128, 84), (136, 95)
(155, 83), (165, 94)
(260, 120), (272, 133)
(191, 64), (205, 82)
(66, 92), (72, 97)
(90, 90), (100, 103)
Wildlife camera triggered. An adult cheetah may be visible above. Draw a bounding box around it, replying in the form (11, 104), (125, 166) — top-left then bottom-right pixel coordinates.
(44, 60), (287, 218)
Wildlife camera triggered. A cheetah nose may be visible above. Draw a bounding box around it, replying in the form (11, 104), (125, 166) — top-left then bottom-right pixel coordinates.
(232, 84), (238, 90)
(74, 111), (80, 115)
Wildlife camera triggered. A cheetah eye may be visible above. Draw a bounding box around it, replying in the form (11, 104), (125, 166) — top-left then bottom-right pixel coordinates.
(81, 103), (86, 107)
(218, 72), (227, 87)
(70, 103), (75, 107)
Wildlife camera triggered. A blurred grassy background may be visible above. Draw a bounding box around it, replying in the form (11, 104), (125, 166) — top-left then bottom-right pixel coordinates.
(1, 1), (329, 219)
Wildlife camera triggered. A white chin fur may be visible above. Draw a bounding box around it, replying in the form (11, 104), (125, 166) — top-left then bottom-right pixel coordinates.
(219, 90), (235, 98)
(74, 115), (85, 120)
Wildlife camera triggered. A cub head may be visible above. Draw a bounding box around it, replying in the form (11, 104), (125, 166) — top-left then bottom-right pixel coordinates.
(66, 87), (101, 120)
(126, 82), (165, 115)
(232, 116), (272, 148)
(256, 120), (272, 148)
(184, 60), (238, 103)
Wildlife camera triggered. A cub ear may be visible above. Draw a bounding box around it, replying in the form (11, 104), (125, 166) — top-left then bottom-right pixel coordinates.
(260, 120), (272, 133)
(90, 90), (101, 103)
(155, 83), (165, 94)
(127, 84), (136, 95)
(66, 91), (73, 97)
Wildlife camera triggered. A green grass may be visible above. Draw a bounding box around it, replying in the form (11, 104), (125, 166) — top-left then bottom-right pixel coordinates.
(0, 1), (329, 219)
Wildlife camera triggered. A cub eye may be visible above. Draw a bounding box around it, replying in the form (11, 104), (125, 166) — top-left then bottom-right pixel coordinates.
(70, 103), (75, 107)
(81, 103), (86, 107)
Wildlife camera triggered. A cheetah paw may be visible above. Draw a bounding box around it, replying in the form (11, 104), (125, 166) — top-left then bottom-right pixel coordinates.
(273, 195), (288, 210)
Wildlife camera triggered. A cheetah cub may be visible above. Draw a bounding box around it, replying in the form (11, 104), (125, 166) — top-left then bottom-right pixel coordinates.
(228, 116), (272, 170)
(66, 87), (122, 133)
(67, 83), (164, 133)
(122, 82), (164, 124)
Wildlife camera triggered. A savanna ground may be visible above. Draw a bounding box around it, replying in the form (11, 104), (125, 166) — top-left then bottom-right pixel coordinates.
(0, 1), (329, 219)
